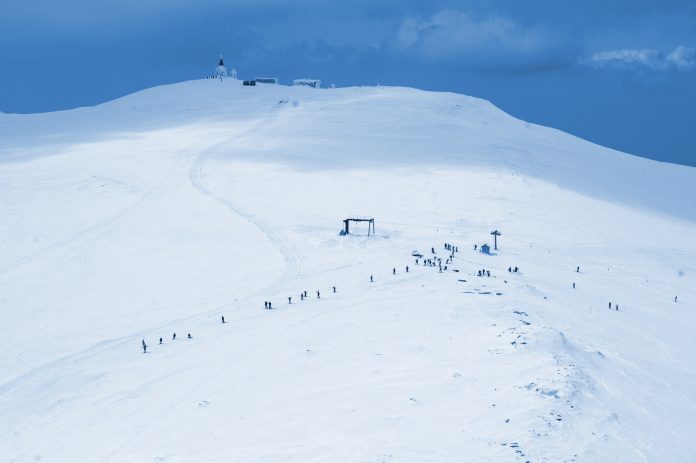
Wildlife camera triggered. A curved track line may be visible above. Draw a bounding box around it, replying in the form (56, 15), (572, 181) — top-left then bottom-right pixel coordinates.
(187, 136), (301, 299)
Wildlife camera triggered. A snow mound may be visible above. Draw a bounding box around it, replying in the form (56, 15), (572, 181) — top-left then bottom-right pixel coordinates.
(0, 80), (694, 462)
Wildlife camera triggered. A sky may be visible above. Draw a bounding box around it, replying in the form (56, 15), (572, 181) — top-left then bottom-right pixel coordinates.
(1, 0), (695, 166)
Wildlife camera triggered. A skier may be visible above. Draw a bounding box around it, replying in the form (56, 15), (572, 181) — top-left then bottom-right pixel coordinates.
(264, 301), (268, 309)
(486, 270), (490, 277)
(406, 266), (409, 273)
(317, 291), (320, 299)
(172, 333), (176, 340)
(159, 337), (163, 345)
(333, 286), (336, 293)
(187, 333), (192, 339)
(615, 305), (619, 311)
(478, 270), (482, 277)
(415, 258), (419, 265)
(572, 282), (575, 289)
(301, 293), (304, 301)
(609, 302), (612, 309)
(432, 247), (435, 254)
(288, 297), (292, 304)
(304, 291), (308, 298)
(142, 340), (147, 353)
(514, 266), (518, 273)
(393, 268), (396, 275)
(675, 296), (678, 303)
(370, 275), (374, 282)
(268, 302), (272, 309)
(474, 244), (477, 250)
(576, 266), (580, 273)
(221, 315), (225, 323)
(508, 267), (512, 272)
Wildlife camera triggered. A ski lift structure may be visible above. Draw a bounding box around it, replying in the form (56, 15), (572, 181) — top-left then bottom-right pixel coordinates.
(340, 216), (375, 236)
(490, 229), (501, 250)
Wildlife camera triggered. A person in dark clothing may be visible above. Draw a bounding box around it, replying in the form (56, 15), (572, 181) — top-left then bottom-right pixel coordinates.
(288, 297), (292, 304)
(576, 266), (580, 273)
(304, 291), (308, 298)
(188, 333), (192, 339)
(415, 258), (419, 265)
(474, 244), (477, 250)
(159, 337), (163, 344)
(406, 266), (409, 273)
(393, 268), (396, 275)
(221, 315), (225, 323)
(172, 333), (176, 340)
(478, 270), (482, 276)
(370, 275), (374, 282)
(142, 340), (147, 353)
(508, 267), (512, 272)
(572, 282), (575, 289)
(264, 301), (268, 309)
(333, 286), (336, 293)
(431, 247), (435, 254)
(609, 302), (612, 309)
(487, 270), (490, 277)
(514, 266), (518, 272)
(317, 291), (320, 298)
(301, 293), (304, 300)
(268, 302), (272, 309)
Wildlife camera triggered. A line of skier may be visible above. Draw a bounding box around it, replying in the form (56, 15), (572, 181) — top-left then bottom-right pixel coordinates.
(142, 332), (193, 353)
(140, 248), (683, 354)
(265, 285), (338, 310)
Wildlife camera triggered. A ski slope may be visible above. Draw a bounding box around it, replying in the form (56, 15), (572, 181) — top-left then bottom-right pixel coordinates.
(1, 80), (695, 462)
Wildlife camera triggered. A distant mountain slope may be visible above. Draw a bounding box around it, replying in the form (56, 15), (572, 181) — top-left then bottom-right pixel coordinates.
(2, 80), (694, 222)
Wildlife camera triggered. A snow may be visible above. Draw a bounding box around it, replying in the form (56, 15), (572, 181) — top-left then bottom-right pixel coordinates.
(1, 79), (695, 462)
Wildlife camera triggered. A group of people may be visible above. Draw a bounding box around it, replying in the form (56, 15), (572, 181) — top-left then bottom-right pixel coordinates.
(266, 286), (338, 310)
(415, 244), (457, 273)
(142, 332), (193, 353)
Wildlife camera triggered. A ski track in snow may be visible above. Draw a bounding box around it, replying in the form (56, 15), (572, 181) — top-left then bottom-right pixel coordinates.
(187, 124), (302, 299)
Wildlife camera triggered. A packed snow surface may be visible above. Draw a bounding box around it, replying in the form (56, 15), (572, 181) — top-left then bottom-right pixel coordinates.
(1, 80), (695, 462)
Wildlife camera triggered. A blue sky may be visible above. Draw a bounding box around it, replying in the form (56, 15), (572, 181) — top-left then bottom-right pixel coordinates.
(1, 0), (695, 166)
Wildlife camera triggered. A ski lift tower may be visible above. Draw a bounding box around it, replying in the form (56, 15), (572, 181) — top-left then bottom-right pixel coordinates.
(490, 230), (501, 250)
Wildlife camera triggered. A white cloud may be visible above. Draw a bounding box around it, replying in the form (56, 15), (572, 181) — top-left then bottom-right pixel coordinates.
(588, 46), (695, 71)
(665, 45), (696, 69)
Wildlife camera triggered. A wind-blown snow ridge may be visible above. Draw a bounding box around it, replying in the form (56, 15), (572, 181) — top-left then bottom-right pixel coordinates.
(0, 80), (694, 462)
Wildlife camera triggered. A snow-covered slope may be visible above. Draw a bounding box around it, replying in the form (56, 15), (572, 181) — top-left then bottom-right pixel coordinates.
(1, 80), (694, 462)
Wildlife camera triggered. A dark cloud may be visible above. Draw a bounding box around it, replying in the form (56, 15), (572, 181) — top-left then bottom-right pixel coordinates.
(386, 10), (579, 71)
(0, 0), (694, 166)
